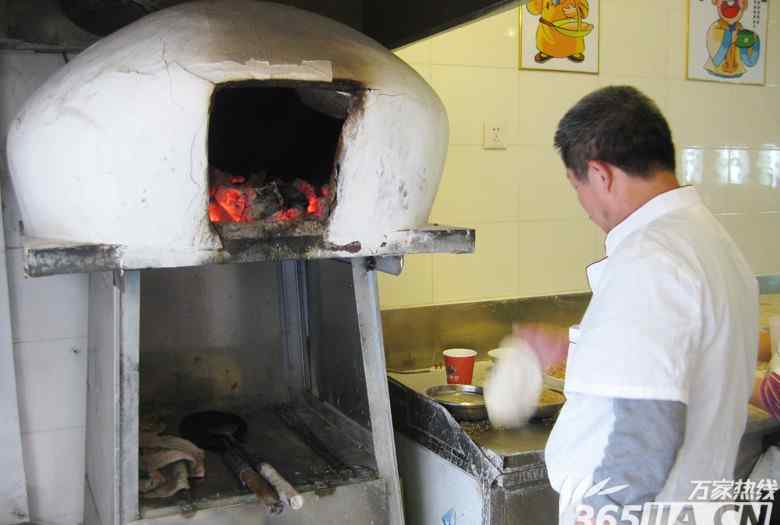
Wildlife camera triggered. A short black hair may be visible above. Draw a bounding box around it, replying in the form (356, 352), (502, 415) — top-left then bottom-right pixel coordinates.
(554, 86), (675, 181)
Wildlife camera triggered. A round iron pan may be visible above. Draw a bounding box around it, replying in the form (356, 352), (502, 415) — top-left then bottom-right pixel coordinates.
(425, 384), (565, 422)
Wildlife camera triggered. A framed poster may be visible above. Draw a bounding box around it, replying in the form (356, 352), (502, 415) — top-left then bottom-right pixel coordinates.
(519, 0), (600, 74)
(687, 0), (768, 85)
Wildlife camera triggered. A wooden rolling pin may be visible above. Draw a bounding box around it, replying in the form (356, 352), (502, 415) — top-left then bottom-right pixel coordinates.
(257, 462), (304, 510)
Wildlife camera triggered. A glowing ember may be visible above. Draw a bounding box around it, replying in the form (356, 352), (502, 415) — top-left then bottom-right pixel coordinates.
(270, 208), (303, 223)
(213, 186), (255, 222)
(208, 167), (332, 225)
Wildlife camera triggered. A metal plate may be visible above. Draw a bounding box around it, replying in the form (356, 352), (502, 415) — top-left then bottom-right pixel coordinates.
(425, 384), (487, 422)
(425, 385), (565, 423)
(534, 390), (566, 420)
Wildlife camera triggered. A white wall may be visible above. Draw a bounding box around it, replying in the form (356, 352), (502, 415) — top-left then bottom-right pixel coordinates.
(1, 51), (88, 525)
(379, 1), (780, 309)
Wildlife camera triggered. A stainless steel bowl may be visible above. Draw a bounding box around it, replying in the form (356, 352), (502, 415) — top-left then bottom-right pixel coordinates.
(425, 384), (487, 421)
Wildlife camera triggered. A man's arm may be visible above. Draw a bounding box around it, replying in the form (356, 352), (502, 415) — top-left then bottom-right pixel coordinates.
(584, 398), (687, 520)
(513, 322), (570, 371)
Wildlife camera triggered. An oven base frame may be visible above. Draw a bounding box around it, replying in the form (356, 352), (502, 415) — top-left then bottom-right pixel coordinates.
(84, 258), (405, 525)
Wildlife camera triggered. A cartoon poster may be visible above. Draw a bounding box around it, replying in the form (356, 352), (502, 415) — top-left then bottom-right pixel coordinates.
(687, 0), (769, 84)
(519, 0), (600, 74)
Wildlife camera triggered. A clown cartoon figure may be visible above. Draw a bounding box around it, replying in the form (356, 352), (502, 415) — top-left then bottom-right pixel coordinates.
(705, 0), (761, 77)
(526, 0), (591, 63)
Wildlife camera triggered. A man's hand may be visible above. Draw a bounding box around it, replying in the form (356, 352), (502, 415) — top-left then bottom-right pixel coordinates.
(562, 4), (578, 18)
(512, 322), (569, 371)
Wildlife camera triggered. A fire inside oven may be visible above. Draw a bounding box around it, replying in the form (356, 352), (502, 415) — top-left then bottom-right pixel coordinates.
(207, 82), (353, 233)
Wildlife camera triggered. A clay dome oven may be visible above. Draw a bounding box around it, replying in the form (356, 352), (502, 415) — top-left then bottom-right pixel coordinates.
(7, 0), (474, 276)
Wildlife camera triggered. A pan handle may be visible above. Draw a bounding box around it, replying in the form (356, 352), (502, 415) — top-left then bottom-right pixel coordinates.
(258, 463), (304, 510)
(223, 448), (283, 514)
(239, 469), (284, 514)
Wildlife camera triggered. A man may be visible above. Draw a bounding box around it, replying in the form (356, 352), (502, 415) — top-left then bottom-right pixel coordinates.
(525, 86), (759, 523)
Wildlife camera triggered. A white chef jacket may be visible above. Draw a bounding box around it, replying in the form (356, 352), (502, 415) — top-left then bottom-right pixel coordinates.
(545, 186), (758, 519)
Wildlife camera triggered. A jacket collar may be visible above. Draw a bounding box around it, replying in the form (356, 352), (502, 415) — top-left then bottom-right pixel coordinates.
(605, 186), (701, 256)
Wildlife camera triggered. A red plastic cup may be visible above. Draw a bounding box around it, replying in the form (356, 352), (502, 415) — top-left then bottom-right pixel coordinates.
(443, 348), (477, 385)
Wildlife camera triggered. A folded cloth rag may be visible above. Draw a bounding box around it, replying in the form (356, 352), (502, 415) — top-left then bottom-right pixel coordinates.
(140, 431), (206, 499)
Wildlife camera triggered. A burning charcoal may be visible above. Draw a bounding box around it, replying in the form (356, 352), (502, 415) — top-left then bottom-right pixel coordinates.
(269, 208), (303, 223)
(208, 201), (233, 223)
(248, 181), (284, 221)
(294, 179), (319, 216)
(213, 186), (255, 222)
(278, 180), (309, 210)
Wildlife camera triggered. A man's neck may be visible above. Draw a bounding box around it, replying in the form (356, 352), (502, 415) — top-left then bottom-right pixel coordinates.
(606, 171), (680, 232)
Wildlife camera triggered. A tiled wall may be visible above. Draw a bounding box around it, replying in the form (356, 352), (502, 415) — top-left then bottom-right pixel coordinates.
(1, 51), (88, 525)
(379, 1), (780, 309)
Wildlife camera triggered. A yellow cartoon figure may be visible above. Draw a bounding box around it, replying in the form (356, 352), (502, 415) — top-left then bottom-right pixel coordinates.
(704, 0), (761, 78)
(526, 0), (592, 63)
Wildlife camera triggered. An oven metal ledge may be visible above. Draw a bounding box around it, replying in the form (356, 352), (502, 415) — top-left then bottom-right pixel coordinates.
(22, 225), (475, 277)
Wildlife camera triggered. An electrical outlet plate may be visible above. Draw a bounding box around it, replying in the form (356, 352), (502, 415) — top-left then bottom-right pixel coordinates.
(483, 121), (507, 150)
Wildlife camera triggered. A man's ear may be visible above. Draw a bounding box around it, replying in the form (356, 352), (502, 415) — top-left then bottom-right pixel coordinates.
(586, 160), (614, 193)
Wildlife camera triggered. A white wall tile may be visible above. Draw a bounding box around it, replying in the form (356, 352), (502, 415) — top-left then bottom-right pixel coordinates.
(599, 0), (671, 79)
(394, 39), (431, 65)
(665, 0), (688, 81)
(694, 148), (745, 213)
(598, 76), (670, 115)
(748, 213), (780, 276)
(21, 427), (85, 524)
(431, 65), (519, 146)
(513, 146), (587, 221)
(751, 148), (780, 211)
(667, 80), (779, 148)
(14, 338), (87, 434)
(379, 254), (434, 309)
(719, 212), (780, 276)
(407, 62), (432, 83)
(766, 11), (780, 88)
(432, 222), (519, 303)
(6, 248), (89, 343)
(514, 70), (601, 146)
(431, 146), (585, 224)
(431, 146), (522, 224)
(430, 8), (518, 68)
(516, 219), (602, 297)
(716, 213), (758, 272)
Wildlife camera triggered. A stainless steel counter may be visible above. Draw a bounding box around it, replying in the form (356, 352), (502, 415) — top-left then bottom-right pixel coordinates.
(386, 292), (780, 524)
(390, 362), (554, 470)
(391, 362), (780, 464)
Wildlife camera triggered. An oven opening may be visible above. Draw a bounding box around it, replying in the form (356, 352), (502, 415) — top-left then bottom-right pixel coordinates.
(207, 83), (352, 232)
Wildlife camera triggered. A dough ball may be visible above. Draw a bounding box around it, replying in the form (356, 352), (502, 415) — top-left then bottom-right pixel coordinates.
(484, 338), (543, 429)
